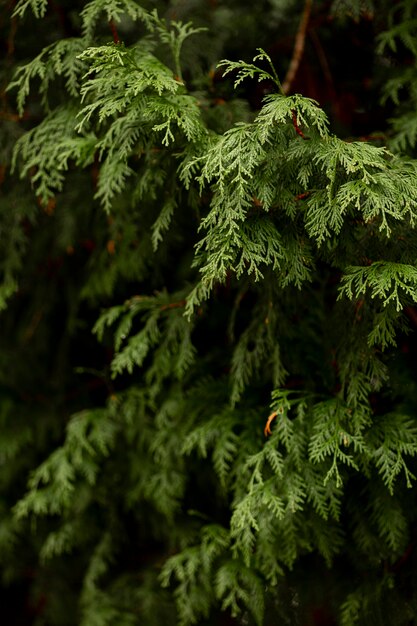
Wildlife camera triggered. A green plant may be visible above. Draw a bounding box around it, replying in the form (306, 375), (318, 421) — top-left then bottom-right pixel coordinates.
(2, 1), (417, 624)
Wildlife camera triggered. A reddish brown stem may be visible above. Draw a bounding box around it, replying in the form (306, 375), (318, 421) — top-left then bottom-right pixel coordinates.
(282, 0), (313, 94)
(357, 134), (387, 142)
(160, 300), (186, 311)
(7, 15), (17, 57)
(109, 19), (120, 44)
(0, 110), (29, 121)
(292, 110), (308, 139)
(295, 191), (311, 201)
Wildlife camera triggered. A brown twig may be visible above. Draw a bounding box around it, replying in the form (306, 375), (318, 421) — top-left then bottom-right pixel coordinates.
(295, 191), (311, 201)
(7, 15), (17, 58)
(282, 0), (313, 94)
(0, 110), (30, 121)
(357, 134), (387, 143)
(264, 411), (278, 437)
(160, 300), (186, 311)
(292, 110), (308, 139)
(309, 27), (336, 95)
(109, 19), (120, 44)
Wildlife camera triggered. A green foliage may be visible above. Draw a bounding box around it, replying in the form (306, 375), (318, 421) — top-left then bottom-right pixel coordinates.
(218, 48), (284, 92)
(340, 262), (417, 312)
(12, 0), (48, 18)
(161, 524), (230, 625)
(7, 38), (87, 115)
(3, 1), (417, 625)
(378, 1), (417, 152)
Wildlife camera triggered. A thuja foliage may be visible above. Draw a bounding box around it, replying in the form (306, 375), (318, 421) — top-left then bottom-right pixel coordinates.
(3, 0), (417, 624)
